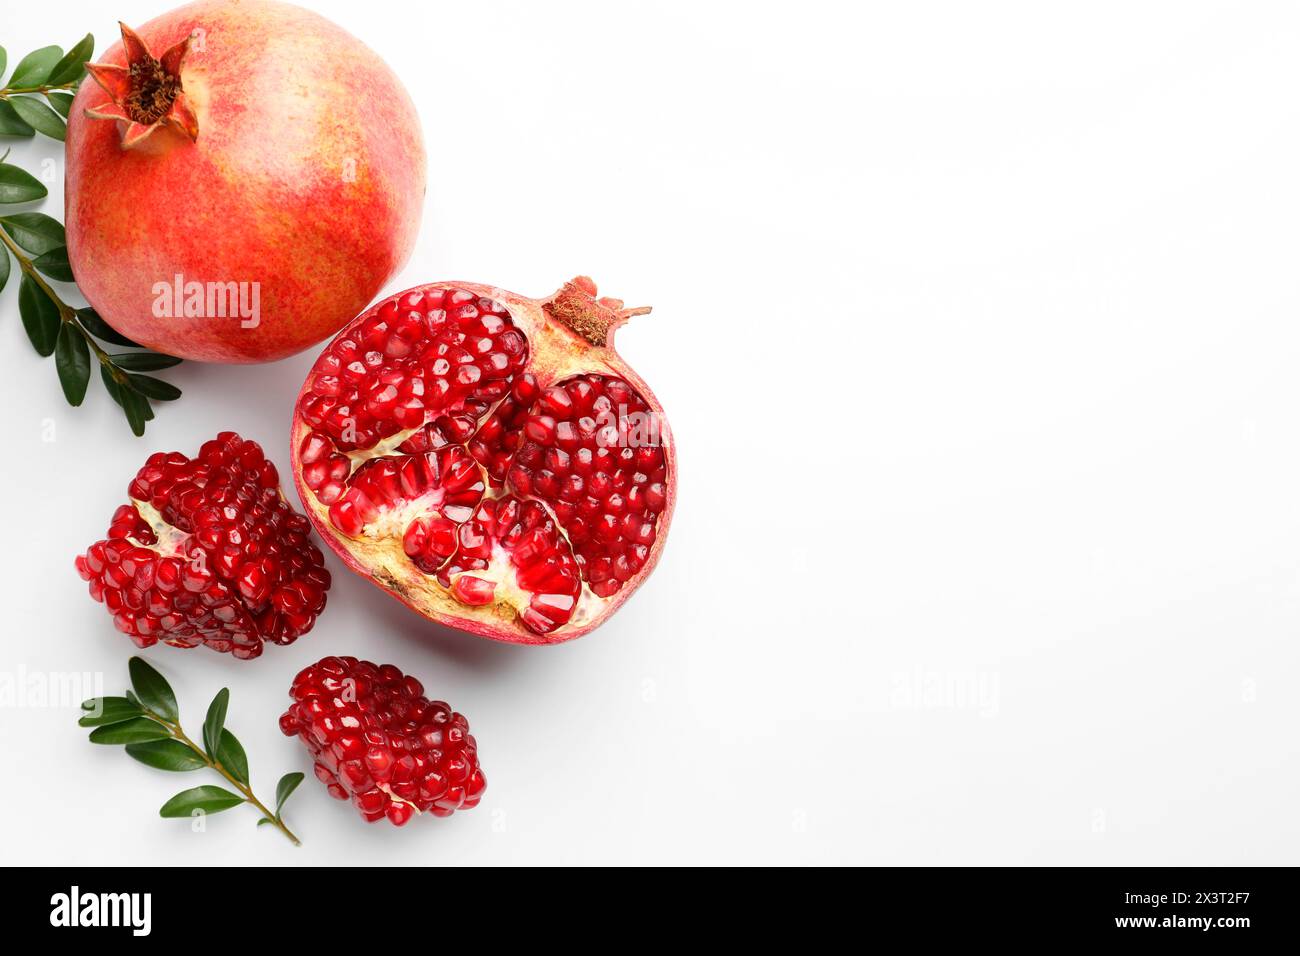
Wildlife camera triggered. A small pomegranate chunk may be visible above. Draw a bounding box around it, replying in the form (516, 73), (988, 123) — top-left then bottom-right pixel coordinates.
(279, 656), (485, 825)
(290, 278), (676, 644)
(75, 432), (330, 659)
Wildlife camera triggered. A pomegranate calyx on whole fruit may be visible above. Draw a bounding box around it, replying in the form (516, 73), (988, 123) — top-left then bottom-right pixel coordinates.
(290, 277), (676, 645)
(84, 22), (199, 148)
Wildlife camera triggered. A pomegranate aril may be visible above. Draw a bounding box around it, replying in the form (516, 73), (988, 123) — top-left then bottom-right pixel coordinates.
(540, 385), (574, 416)
(512, 373), (539, 403)
(524, 415), (556, 444)
(402, 515), (458, 574)
(645, 483), (668, 512)
(451, 575), (495, 605)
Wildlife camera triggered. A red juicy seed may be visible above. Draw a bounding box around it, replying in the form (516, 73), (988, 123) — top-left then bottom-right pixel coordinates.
(75, 432), (331, 659)
(281, 656), (485, 826)
(451, 575), (495, 605)
(402, 515), (460, 574)
(525, 415), (556, 444)
(540, 385), (574, 416)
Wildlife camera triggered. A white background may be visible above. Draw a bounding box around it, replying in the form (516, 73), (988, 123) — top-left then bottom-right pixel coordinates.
(1, 0), (1297, 865)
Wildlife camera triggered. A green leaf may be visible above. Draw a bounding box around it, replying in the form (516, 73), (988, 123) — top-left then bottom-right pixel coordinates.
(0, 246), (9, 294)
(274, 772), (305, 815)
(78, 696), (142, 727)
(109, 352), (182, 371)
(88, 716), (170, 745)
(101, 364), (124, 406)
(0, 162), (47, 203)
(217, 730), (249, 785)
(120, 387), (150, 436)
(106, 373), (155, 428)
(125, 739), (207, 772)
(7, 46), (63, 88)
(1, 211), (65, 254)
(47, 91), (74, 119)
(33, 246), (73, 281)
(0, 101), (35, 137)
(47, 35), (94, 86)
(128, 656), (178, 721)
(78, 307), (140, 347)
(18, 274), (60, 356)
(202, 688), (228, 759)
(159, 786), (245, 817)
(55, 322), (90, 405)
(126, 373), (181, 401)
(0, 46), (7, 80)
(200, 690), (250, 785)
(8, 97), (65, 141)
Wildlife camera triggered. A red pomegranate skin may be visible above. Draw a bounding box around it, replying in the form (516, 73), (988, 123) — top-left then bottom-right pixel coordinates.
(65, 0), (425, 363)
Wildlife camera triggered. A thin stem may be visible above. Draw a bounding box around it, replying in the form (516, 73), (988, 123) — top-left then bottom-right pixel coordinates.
(139, 711), (302, 846)
(0, 225), (68, 316)
(0, 82), (79, 98)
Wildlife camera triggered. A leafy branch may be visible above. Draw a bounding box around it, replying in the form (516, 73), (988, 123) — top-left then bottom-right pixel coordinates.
(81, 657), (305, 846)
(0, 36), (94, 140)
(1, 34), (185, 435)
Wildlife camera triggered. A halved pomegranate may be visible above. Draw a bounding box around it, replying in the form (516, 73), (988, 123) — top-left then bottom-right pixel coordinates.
(289, 278), (675, 644)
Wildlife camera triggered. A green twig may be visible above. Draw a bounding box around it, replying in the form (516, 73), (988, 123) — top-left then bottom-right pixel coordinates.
(135, 709), (303, 847)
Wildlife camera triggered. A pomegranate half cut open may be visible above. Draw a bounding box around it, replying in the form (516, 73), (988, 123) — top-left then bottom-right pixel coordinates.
(289, 277), (675, 644)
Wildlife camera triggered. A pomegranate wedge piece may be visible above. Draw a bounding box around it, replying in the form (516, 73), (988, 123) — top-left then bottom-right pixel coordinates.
(76, 432), (331, 659)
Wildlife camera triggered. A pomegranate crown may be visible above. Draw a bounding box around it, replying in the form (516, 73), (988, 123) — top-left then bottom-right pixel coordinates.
(84, 21), (199, 148)
(545, 276), (651, 348)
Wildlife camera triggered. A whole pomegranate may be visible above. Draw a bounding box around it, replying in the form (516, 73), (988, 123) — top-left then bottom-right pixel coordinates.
(65, 2), (425, 363)
(290, 277), (676, 644)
